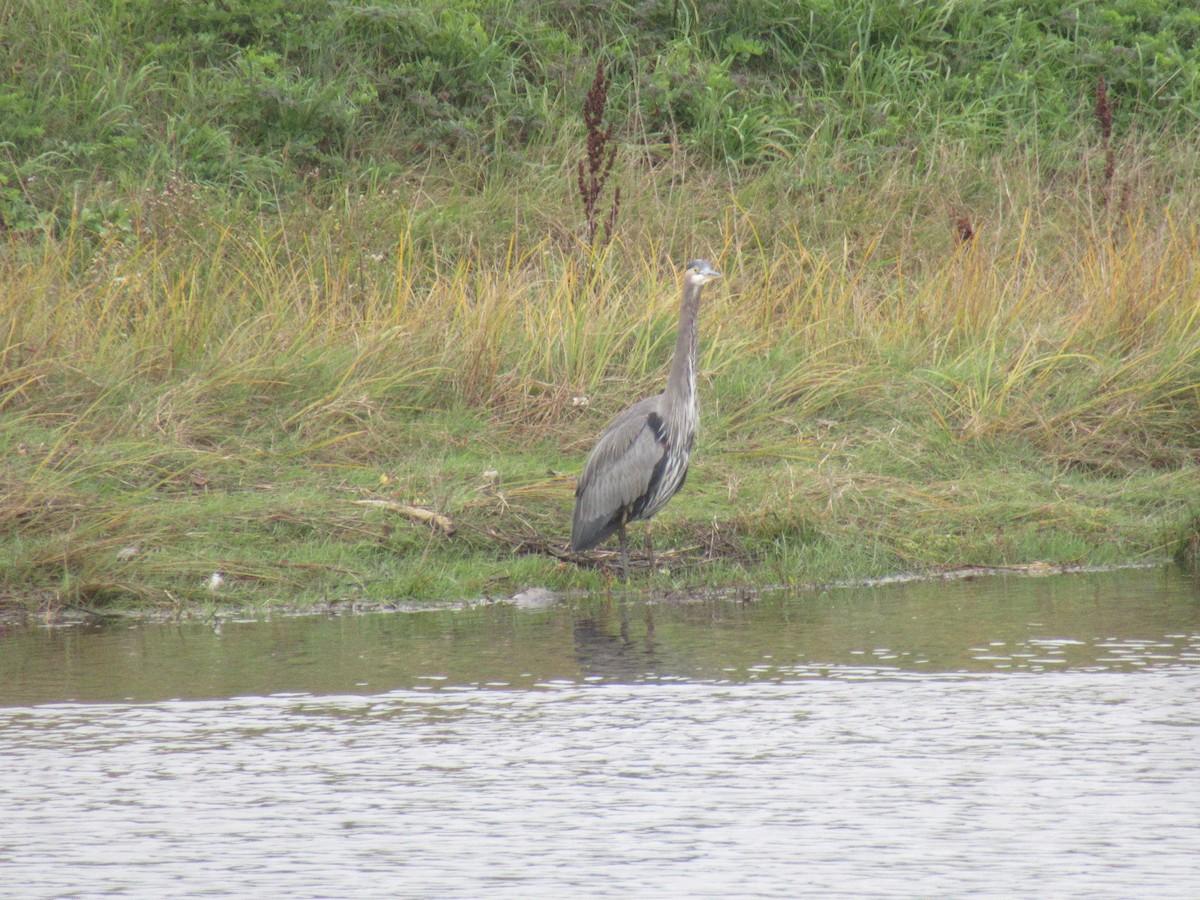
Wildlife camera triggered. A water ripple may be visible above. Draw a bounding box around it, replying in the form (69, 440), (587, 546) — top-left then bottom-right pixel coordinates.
(4, 566), (1200, 896)
(3, 672), (1200, 897)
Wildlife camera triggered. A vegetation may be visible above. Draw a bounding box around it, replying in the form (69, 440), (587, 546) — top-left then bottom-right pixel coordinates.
(2, 1), (1200, 617)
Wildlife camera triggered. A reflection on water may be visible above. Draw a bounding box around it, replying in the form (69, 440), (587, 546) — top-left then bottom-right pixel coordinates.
(2, 566), (1200, 897)
(573, 603), (663, 680)
(6, 565), (1199, 704)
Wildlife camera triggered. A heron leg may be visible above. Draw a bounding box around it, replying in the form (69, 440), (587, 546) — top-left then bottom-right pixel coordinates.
(643, 522), (655, 571)
(618, 521), (630, 582)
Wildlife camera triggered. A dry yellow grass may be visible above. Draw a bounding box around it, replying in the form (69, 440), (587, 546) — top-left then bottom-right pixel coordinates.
(2, 148), (1199, 612)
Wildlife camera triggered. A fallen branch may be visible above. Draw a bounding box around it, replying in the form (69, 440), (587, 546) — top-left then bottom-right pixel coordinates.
(354, 500), (456, 536)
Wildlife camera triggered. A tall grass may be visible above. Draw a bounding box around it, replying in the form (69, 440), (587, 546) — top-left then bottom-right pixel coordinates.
(5, 145), (1199, 456)
(4, 136), (1200, 610)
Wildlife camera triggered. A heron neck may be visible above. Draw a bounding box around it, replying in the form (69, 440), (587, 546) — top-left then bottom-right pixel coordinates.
(665, 279), (701, 403)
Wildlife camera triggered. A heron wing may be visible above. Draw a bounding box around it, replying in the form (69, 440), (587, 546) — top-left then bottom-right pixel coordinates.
(571, 395), (667, 551)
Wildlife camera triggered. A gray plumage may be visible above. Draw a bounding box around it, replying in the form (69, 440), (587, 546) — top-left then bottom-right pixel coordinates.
(571, 259), (722, 579)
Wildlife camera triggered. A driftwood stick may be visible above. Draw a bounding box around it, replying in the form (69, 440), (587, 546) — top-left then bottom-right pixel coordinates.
(355, 500), (456, 536)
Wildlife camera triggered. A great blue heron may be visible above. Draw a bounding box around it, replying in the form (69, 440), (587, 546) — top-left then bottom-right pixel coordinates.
(570, 259), (722, 579)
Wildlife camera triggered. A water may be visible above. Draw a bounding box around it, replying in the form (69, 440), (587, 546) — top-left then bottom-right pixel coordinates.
(2, 566), (1200, 897)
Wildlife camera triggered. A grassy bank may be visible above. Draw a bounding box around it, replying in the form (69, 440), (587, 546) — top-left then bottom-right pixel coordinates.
(5, 0), (1200, 230)
(3, 143), (1200, 617)
(3, 1), (1200, 617)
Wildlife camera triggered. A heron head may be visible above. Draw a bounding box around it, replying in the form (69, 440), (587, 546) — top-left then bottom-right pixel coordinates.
(683, 259), (722, 287)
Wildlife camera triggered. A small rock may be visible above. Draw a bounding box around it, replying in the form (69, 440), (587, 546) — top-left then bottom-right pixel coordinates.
(507, 587), (558, 610)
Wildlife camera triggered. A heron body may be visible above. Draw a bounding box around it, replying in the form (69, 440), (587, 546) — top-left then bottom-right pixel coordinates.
(570, 259), (722, 578)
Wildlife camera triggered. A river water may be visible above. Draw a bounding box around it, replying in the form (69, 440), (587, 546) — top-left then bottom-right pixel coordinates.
(2, 566), (1199, 897)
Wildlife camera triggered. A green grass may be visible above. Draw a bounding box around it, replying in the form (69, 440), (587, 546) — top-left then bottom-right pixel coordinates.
(3, 2), (1200, 617)
(5, 0), (1200, 228)
(4, 144), (1200, 617)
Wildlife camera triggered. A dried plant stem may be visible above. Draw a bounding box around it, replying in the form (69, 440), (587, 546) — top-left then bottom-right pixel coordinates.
(577, 60), (621, 252)
(1095, 76), (1116, 207)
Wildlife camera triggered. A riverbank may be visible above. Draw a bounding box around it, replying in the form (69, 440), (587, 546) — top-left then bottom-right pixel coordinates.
(5, 3), (1200, 618)
(4, 184), (1198, 620)
(7, 561), (1180, 631)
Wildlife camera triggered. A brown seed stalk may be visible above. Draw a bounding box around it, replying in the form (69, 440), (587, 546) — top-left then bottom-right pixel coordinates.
(1095, 76), (1115, 205)
(577, 60), (621, 250)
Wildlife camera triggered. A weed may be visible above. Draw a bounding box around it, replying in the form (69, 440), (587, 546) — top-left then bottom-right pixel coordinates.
(1095, 75), (1116, 207)
(577, 60), (621, 253)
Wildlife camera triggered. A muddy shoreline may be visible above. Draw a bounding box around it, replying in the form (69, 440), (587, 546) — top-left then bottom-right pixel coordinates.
(2, 560), (1173, 630)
